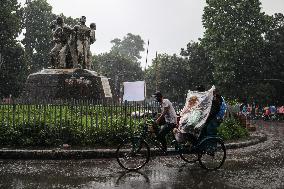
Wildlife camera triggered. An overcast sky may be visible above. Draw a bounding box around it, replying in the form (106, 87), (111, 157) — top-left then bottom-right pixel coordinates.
(19, 0), (284, 68)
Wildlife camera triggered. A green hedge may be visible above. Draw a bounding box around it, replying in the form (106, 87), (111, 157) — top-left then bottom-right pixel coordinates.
(218, 117), (249, 141)
(0, 121), (138, 148)
(0, 104), (147, 147)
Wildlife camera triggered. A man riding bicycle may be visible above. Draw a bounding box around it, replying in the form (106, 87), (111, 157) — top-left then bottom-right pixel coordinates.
(153, 91), (177, 152)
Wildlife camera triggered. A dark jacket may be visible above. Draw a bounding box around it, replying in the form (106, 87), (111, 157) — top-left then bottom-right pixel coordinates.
(207, 94), (222, 122)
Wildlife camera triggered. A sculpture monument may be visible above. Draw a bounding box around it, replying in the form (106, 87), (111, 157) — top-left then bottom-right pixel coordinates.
(50, 16), (96, 69)
(20, 16), (113, 101)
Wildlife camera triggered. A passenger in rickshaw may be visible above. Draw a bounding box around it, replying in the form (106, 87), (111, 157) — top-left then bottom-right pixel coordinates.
(173, 95), (202, 144)
(173, 86), (226, 145)
(199, 88), (227, 140)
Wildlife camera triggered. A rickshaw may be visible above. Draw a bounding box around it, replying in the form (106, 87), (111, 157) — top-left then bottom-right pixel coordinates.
(116, 86), (226, 171)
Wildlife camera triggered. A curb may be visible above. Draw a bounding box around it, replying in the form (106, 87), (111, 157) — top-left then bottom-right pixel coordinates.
(224, 133), (267, 149)
(0, 133), (267, 160)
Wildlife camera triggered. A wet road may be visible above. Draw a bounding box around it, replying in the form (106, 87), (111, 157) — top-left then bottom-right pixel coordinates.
(0, 121), (283, 189)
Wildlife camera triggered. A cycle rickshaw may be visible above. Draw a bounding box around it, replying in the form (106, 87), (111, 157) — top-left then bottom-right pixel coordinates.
(116, 86), (226, 171)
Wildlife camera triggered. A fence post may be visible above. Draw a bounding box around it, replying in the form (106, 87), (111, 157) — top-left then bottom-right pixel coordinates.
(12, 103), (16, 128)
(124, 100), (127, 127)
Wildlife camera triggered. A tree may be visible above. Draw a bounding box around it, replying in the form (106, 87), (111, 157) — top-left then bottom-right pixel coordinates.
(93, 52), (144, 99)
(0, 45), (26, 97)
(145, 54), (189, 102)
(110, 33), (145, 63)
(0, 0), (22, 51)
(0, 0), (26, 98)
(22, 0), (53, 72)
(202, 0), (268, 100)
(262, 13), (284, 104)
(93, 33), (145, 99)
(94, 52), (143, 81)
(181, 42), (214, 90)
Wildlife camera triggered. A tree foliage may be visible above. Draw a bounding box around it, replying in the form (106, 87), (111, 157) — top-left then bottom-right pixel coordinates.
(261, 13), (284, 104)
(0, 45), (26, 97)
(145, 54), (189, 102)
(94, 52), (143, 82)
(0, 0), (26, 98)
(110, 33), (145, 62)
(22, 0), (53, 72)
(93, 33), (145, 99)
(181, 42), (214, 90)
(202, 0), (268, 99)
(0, 0), (22, 50)
(144, 42), (214, 102)
(93, 51), (144, 98)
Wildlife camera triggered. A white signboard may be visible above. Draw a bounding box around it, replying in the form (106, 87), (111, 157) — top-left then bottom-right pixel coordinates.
(101, 77), (112, 98)
(123, 81), (146, 101)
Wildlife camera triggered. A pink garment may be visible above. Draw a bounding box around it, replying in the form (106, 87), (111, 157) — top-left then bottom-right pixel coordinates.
(247, 105), (251, 113)
(278, 106), (284, 114)
(265, 109), (270, 116)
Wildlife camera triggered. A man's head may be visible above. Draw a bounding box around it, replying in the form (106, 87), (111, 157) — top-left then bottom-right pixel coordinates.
(153, 91), (163, 103)
(213, 88), (222, 103)
(90, 23), (96, 30)
(213, 88), (221, 97)
(79, 16), (86, 24)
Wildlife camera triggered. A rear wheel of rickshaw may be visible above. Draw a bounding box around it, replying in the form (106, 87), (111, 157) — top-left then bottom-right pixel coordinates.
(198, 137), (226, 170)
(116, 137), (150, 171)
(179, 142), (199, 163)
(177, 132), (199, 163)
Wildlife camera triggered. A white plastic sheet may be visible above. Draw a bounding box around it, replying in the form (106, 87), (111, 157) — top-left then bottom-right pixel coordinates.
(180, 85), (215, 131)
(123, 81), (146, 101)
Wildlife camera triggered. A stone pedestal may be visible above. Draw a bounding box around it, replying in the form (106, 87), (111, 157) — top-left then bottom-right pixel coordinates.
(21, 69), (112, 101)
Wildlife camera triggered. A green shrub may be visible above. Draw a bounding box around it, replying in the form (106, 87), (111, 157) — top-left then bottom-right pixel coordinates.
(0, 103), (148, 147)
(0, 119), (140, 148)
(218, 117), (249, 141)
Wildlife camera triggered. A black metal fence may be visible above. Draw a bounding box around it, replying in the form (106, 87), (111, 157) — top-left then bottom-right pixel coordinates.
(0, 98), (184, 131)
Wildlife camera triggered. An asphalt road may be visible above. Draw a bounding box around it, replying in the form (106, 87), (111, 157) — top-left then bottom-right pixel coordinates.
(0, 120), (283, 189)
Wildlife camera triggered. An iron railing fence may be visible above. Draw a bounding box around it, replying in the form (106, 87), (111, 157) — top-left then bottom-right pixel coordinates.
(0, 98), (184, 133)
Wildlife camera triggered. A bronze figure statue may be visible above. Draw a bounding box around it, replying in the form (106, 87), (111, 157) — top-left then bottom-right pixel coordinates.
(50, 16), (96, 70)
